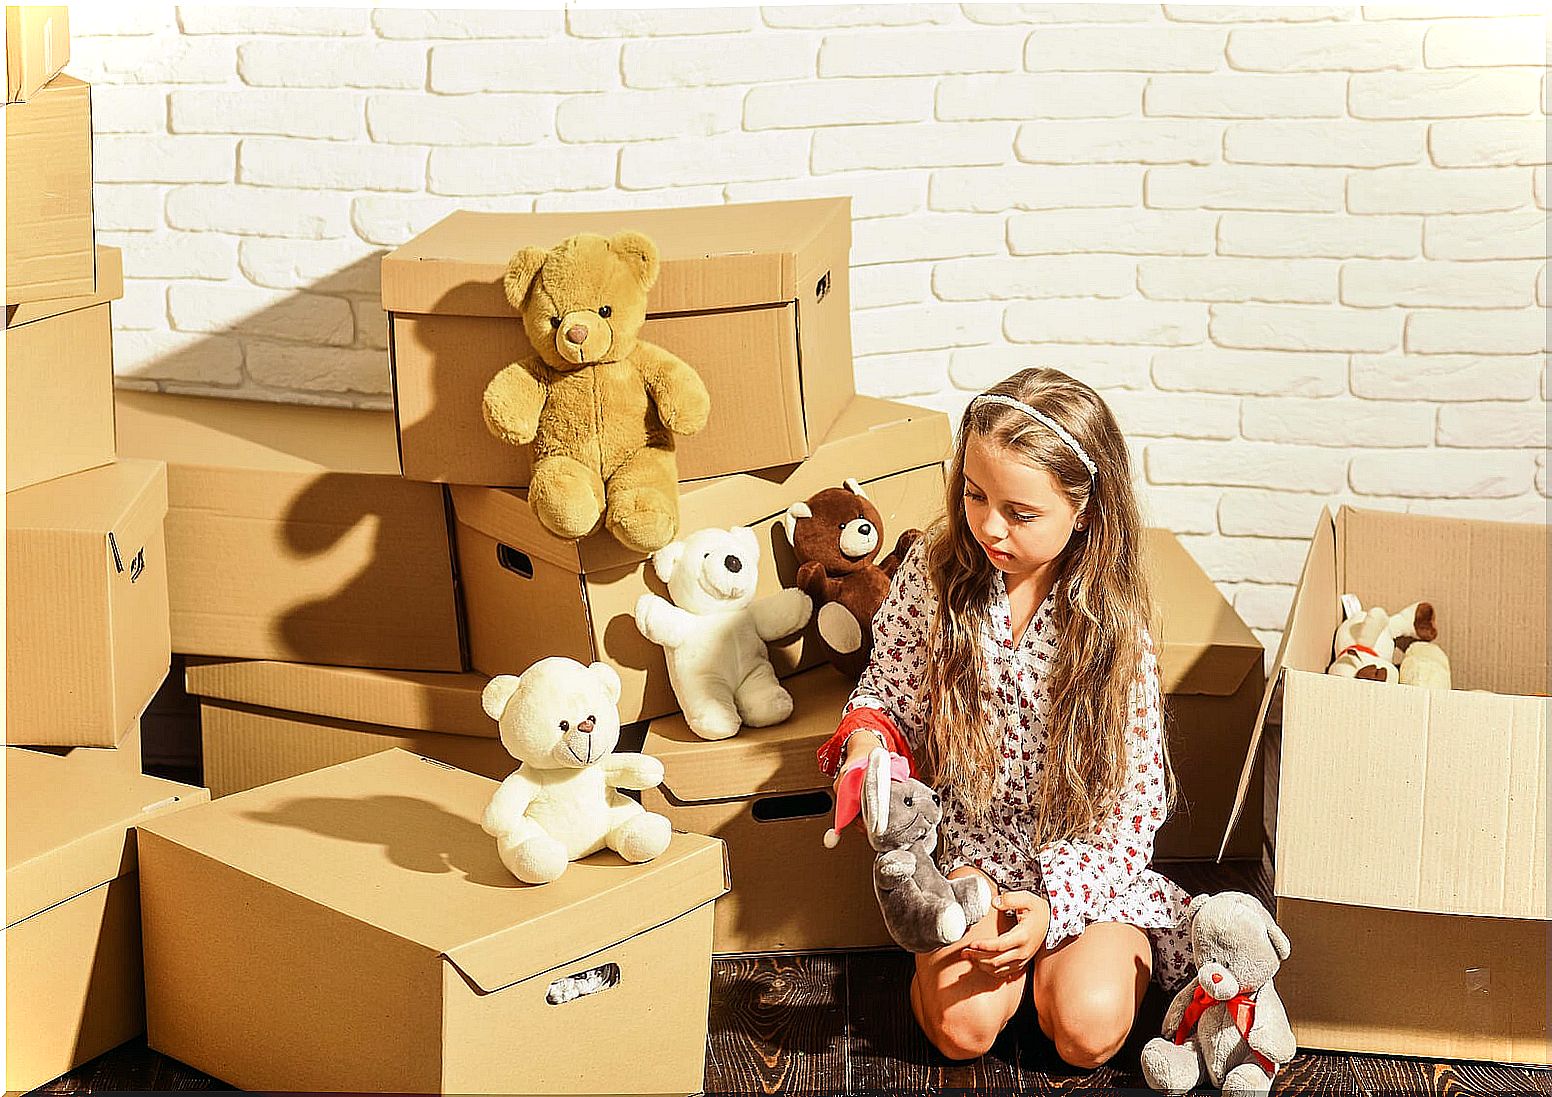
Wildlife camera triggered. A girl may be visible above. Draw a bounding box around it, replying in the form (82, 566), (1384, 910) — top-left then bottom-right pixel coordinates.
(817, 367), (1194, 1068)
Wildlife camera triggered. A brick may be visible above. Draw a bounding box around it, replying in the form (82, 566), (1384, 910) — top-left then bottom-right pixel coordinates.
(1210, 303), (1401, 352)
(965, 4), (1155, 22)
(853, 303), (1001, 356)
(620, 131), (807, 189)
(852, 214), (1006, 265)
(1138, 258), (1337, 303)
(1010, 209), (1213, 256)
(1016, 120), (1218, 165)
(1224, 121), (1423, 166)
(1146, 165), (1343, 211)
(1148, 441), (1348, 491)
(350, 196), (463, 247)
(1232, 584), (1297, 631)
(726, 170), (926, 218)
(429, 145), (615, 196)
(168, 285), (354, 346)
(238, 238), (380, 293)
(1429, 119), (1547, 167)
(534, 186), (722, 213)
(853, 263), (931, 310)
(354, 299), (389, 351)
(371, 8), (561, 37)
(1006, 299), (1206, 346)
(1340, 259), (1538, 308)
(1218, 212), (1419, 258)
(1176, 534), (1314, 584)
(1541, 452), (1547, 496)
(1438, 402), (1546, 448)
(114, 331), (243, 385)
(567, 7), (755, 36)
(930, 165), (1138, 212)
(240, 139), (423, 191)
(1352, 353), (1543, 401)
(71, 9), (173, 35)
(177, 6), (366, 33)
(1104, 391), (1239, 439)
(96, 136), (234, 188)
(95, 185), (164, 232)
(1134, 484), (1222, 536)
(1153, 348), (1347, 396)
(763, 5), (953, 28)
(246, 342), (390, 396)
(72, 37), (234, 84)
(112, 281), (167, 331)
(1424, 209), (1546, 260)
(431, 41), (619, 93)
(1024, 26), (1226, 72)
(1346, 166), (1529, 214)
(621, 35), (812, 89)
(171, 89), (361, 140)
(819, 27), (1021, 77)
(1350, 70), (1540, 119)
(239, 40), (424, 89)
(367, 93), (552, 145)
(90, 86), (166, 134)
(1405, 309), (1548, 355)
(168, 184), (348, 239)
(1363, 5), (1545, 18)
(853, 350), (950, 398)
(1219, 488), (1357, 537)
(949, 345), (1153, 391)
(1226, 25), (1422, 71)
(937, 74), (1142, 121)
(933, 255), (1135, 301)
(1163, 6), (1350, 21)
(1538, 167), (1548, 209)
(1540, 264), (1547, 308)
(104, 232), (234, 280)
(1405, 495), (1548, 522)
(814, 122), (1010, 172)
(746, 78), (932, 129)
(1242, 396), (1434, 447)
(1145, 73), (1345, 118)
(1423, 18), (1547, 67)
(1351, 450), (1530, 497)
(557, 88), (740, 143)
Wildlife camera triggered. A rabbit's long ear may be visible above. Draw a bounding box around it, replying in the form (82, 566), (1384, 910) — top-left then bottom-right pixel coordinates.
(863, 748), (891, 838)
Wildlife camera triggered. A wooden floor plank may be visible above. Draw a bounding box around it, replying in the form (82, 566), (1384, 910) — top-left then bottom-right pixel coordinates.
(704, 953), (847, 1096)
(1272, 1051), (1363, 1094)
(845, 948), (939, 1093)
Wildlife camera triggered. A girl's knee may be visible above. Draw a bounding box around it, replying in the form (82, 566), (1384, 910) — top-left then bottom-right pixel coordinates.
(1042, 982), (1136, 1070)
(911, 975), (1009, 1062)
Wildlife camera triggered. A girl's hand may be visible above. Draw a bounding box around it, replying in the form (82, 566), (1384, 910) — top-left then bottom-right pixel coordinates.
(832, 730), (886, 793)
(961, 890), (1052, 979)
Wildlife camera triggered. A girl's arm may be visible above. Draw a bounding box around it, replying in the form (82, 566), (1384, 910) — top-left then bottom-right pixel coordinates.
(1035, 630), (1167, 950)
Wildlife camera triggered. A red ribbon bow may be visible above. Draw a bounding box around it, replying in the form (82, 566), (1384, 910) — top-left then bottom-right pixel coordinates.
(1174, 983), (1277, 1075)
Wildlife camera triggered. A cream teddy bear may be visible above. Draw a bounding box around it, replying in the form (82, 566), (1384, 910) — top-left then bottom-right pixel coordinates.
(633, 526), (812, 741)
(481, 656), (672, 884)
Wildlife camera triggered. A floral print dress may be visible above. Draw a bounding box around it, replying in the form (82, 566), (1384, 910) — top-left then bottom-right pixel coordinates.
(842, 541), (1196, 990)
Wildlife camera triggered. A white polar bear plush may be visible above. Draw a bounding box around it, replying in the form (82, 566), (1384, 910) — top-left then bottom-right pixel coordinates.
(481, 656), (673, 884)
(633, 526), (813, 741)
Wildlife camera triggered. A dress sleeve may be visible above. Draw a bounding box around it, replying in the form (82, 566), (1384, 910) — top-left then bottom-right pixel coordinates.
(1036, 629), (1167, 949)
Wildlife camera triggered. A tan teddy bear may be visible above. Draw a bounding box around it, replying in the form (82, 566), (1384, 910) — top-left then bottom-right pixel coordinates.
(482, 231), (711, 555)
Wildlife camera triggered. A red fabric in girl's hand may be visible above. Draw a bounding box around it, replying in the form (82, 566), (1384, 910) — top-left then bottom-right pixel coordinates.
(816, 706), (916, 777)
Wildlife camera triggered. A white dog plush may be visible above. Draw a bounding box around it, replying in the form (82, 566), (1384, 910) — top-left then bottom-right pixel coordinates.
(633, 526), (813, 740)
(481, 656), (673, 884)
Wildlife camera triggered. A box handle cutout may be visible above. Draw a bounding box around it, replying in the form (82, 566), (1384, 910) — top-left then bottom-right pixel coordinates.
(108, 532), (124, 573)
(497, 544), (534, 580)
(752, 789), (833, 823)
(815, 271), (831, 303)
(546, 962), (621, 1006)
(128, 548), (146, 583)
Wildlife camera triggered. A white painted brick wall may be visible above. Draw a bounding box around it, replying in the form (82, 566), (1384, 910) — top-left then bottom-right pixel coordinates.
(74, 5), (1547, 662)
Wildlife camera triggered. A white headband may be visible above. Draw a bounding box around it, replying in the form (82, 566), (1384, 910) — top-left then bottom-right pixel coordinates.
(971, 393), (1098, 481)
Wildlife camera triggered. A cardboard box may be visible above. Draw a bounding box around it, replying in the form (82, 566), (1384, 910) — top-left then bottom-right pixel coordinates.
(7, 246), (123, 492)
(451, 395), (951, 724)
(115, 390), (465, 671)
(185, 657), (511, 797)
(1221, 506), (1549, 1065)
(5, 5), (69, 102)
(7, 458), (172, 746)
(6, 72), (94, 305)
(138, 749), (728, 1095)
(381, 197), (855, 486)
(5, 741), (207, 1093)
(644, 666), (891, 954)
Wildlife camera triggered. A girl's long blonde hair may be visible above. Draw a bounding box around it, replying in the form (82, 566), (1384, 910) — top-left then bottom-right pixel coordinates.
(919, 367), (1174, 843)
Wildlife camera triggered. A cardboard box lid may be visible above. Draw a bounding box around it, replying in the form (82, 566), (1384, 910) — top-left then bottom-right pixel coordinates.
(136, 749), (728, 993)
(5, 246), (122, 328)
(450, 395), (952, 574)
(1146, 528), (1264, 698)
(6, 5), (70, 101)
(6, 744), (208, 927)
(382, 197), (849, 319)
(646, 666), (853, 803)
(114, 389), (404, 477)
(185, 657), (494, 740)
(5, 457), (168, 541)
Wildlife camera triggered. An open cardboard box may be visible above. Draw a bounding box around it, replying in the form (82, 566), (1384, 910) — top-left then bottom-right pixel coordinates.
(6, 5), (70, 103)
(1221, 506), (1549, 1065)
(381, 197), (855, 486)
(6, 72), (95, 304)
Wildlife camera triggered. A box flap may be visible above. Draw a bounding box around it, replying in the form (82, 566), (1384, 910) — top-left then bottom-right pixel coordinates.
(450, 395), (952, 574)
(4, 457), (167, 536)
(646, 665), (854, 803)
(381, 197), (850, 318)
(6, 6), (70, 102)
(115, 389), (404, 476)
(1145, 528), (1263, 698)
(185, 658), (494, 739)
(136, 749), (727, 993)
(5, 246), (122, 328)
(6, 744), (208, 927)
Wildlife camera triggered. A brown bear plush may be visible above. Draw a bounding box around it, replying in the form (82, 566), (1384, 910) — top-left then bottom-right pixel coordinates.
(482, 231), (711, 555)
(783, 479), (922, 680)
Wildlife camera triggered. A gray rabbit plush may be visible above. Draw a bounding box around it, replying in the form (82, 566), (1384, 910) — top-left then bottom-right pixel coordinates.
(861, 747), (992, 953)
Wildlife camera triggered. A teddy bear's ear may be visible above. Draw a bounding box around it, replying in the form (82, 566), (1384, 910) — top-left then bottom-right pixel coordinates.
(1262, 911), (1291, 961)
(651, 541), (686, 584)
(504, 247), (548, 310)
(1185, 892), (1213, 922)
(587, 661), (622, 704)
(608, 231), (661, 291)
(733, 524), (760, 561)
(842, 477), (869, 500)
(481, 674), (522, 720)
(782, 501), (812, 545)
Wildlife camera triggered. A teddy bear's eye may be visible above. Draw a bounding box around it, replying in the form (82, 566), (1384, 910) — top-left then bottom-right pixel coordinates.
(559, 720), (570, 731)
(549, 317), (560, 329)
(904, 795), (914, 807)
(586, 714), (595, 724)
(598, 305), (612, 318)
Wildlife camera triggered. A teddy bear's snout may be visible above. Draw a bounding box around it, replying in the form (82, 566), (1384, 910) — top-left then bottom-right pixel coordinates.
(1196, 962), (1239, 1001)
(724, 554), (742, 573)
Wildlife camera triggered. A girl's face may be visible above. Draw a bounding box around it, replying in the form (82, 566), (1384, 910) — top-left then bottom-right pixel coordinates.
(962, 432), (1081, 576)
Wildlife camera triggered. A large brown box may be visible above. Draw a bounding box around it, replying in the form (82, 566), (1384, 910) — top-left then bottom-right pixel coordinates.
(1223, 506), (1548, 1065)
(381, 197), (855, 486)
(5, 5), (69, 102)
(6, 72), (95, 304)
(138, 749), (728, 1095)
(5, 742), (207, 1093)
(6, 458), (171, 746)
(114, 390), (465, 672)
(185, 657), (509, 798)
(451, 396), (951, 724)
(7, 246), (122, 492)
